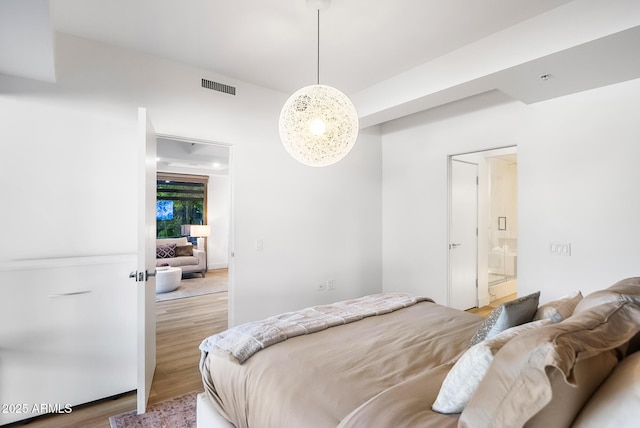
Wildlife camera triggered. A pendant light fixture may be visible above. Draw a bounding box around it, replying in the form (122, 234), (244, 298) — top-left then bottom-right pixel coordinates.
(279, 0), (359, 167)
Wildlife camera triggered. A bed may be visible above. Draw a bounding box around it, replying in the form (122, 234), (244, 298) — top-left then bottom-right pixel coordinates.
(198, 280), (640, 428)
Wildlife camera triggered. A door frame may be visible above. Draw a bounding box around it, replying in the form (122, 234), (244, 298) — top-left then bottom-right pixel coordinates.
(448, 145), (518, 309)
(154, 133), (235, 326)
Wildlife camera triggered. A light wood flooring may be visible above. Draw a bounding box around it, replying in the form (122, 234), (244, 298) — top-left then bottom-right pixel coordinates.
(466, 293), (517, 318)
(13, 273), (229, 428)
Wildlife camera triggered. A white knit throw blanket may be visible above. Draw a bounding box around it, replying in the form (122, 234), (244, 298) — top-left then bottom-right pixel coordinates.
(199, 292), (433, 364)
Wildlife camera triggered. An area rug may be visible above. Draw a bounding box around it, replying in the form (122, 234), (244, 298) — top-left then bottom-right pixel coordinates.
(156, 270), (228, 302)
(109, 391), (198, 428)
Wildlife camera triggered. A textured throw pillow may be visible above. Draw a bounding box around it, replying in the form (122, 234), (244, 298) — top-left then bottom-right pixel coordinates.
(534, 291), (583, 323)
(432, 319), (551, 414)
(175, 244), (194, 257)
(156, 244), (176, 259)
(469, 291), (540, 346)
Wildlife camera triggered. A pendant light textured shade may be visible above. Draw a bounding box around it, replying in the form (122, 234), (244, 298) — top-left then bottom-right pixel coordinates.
(279, 84), (359, 167)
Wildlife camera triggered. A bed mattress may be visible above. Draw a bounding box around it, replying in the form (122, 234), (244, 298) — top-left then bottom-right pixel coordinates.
(200, 299), (483, 428)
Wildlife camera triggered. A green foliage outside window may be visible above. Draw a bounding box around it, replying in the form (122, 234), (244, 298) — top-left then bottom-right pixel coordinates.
(156, 180), (205, 238)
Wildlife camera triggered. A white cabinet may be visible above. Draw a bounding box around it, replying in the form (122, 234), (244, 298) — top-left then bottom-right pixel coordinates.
(0, 256), (137, 425)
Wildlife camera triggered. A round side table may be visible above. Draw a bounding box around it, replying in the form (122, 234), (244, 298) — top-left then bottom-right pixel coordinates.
(155, 267), (182, 293)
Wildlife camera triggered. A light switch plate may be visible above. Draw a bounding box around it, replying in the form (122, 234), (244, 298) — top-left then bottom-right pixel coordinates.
(550, 242), (571, 256)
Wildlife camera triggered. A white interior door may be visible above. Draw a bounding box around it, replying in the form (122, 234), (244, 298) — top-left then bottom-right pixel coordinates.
(450, 159), (478, 310)
(136, 107), (157, 414)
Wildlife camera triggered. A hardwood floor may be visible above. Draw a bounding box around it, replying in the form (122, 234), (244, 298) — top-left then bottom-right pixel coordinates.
(13, 282), (229, 427)
(466, 293), (517, 318)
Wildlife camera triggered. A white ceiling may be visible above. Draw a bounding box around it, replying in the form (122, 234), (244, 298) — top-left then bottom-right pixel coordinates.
(157, 137), (230, 175)
(3, 0), (639, 133)
(0, 0), (55, 82)
(49, 0), (575, 95)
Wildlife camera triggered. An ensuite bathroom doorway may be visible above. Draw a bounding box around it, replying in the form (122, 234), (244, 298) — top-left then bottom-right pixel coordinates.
(485, 150), (518, 301)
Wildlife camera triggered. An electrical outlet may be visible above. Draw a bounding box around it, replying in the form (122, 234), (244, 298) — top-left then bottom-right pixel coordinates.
(317, 282), (327, 291)
(327, 279), (336, 290)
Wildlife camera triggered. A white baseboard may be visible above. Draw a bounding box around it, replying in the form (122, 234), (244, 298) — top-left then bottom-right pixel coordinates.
(208, 263), (228, 270)
(489, 279), (517, 302)
(478, 295), (491, 307)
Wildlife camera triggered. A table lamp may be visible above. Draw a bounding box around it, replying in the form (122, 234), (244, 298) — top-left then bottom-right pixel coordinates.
(190, 225), (211, 250)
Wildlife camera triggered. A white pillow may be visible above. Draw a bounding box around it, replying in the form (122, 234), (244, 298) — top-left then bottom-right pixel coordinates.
(432, 319), (551, 414)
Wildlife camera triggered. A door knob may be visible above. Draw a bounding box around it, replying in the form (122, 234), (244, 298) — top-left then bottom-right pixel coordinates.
(450, 243), (462, 249)
(129, 271), (144, 281)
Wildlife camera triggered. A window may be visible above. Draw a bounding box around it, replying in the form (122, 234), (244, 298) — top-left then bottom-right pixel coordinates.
(156, 173), (208, 239)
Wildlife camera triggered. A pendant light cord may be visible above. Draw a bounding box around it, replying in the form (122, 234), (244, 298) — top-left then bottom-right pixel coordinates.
(316, 9), (320, 85)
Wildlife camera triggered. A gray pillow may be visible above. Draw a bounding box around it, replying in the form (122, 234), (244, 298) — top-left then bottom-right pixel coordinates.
(469, 291), (540, 346)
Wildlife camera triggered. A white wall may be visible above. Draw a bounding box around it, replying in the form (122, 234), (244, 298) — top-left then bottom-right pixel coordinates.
(520, 79), (640, 300)
(487, 157), (518, 251)
(208, 174), (230, 269)
(232, 125), (382, 321)
(381, 79), (640, 305)
(0, 33), (383, 325)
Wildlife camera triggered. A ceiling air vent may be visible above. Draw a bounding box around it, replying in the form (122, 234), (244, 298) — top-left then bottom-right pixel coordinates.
(201, 78), (236, 95)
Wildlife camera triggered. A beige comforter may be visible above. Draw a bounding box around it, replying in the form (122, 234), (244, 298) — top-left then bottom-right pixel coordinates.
(200, 293), (434, 363)
(200, 299), (482, 428)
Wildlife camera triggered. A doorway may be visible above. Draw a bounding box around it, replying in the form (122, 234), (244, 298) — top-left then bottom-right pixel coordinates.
(485, 151), (518, 302)
(155, 135), (232, 309)
(449, 146), (518, 309)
